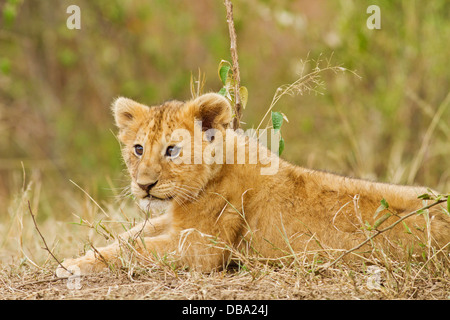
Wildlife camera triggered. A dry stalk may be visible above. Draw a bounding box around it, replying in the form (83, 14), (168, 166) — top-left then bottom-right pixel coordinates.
(255, 54), (360, 133)
(407, 92), (450, 184)
(87, 239), (111, 270)
(224, 0), (242, 129)
(70, 179), (110, 218)
(190, 68), (206, 99)
(27, 201), (73, 275)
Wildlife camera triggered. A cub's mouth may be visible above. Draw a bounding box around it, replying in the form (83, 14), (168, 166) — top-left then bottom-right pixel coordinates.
(143, 194), (174, 201)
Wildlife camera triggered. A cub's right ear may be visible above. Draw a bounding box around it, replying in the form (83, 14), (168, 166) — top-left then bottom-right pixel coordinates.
(112, 97), (149, 130)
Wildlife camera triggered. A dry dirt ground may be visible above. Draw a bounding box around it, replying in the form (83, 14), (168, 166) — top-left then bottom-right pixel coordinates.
(1, 260), (448, 300)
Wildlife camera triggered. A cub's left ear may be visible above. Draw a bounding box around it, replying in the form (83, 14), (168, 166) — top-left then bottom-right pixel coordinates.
(112, 97), (149, 131)
(189, 93), (232, 131)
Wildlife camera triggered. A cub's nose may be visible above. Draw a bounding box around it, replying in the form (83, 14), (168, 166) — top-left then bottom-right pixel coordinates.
(138, 181), (158, 192)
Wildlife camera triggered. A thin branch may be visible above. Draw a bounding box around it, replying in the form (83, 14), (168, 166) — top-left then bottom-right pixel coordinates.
(325, 198), (447, 270)
(16, 277), (69, 289)
(224, 0), (242, 129)
(27, 201), (73, 275)
(87, 239), (111, 270)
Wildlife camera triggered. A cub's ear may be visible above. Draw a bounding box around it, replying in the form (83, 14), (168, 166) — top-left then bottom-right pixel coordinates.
(112, 97), (148, 130)
(189, 93), (232, 131)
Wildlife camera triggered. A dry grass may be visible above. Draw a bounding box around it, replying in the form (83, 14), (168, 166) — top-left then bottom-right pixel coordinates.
(1, 173), (448, 300)
(1, 254), (449, 300)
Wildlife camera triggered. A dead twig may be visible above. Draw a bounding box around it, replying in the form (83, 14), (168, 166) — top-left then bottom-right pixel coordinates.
(87, 239), (111, 270)
(224, 0), (242, 129)
(27, 201), (73, 275)
(16, 276), (69, 289)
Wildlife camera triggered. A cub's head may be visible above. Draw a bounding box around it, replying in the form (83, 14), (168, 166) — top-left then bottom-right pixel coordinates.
(112, 93), (232, 209)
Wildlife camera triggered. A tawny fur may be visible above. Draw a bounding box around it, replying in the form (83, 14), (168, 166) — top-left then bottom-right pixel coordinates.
(56, 93), (450, 276)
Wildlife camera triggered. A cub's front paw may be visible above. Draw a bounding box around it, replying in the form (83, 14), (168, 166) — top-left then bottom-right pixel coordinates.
(55, 251), (108, 278)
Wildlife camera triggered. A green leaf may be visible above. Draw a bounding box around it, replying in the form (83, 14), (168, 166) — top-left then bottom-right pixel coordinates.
(373, 212), (391, 229)
(218, 87), (227, 96)
(416, 209), (425, 215)
(239, 86), (248, 109)
(278, 136), (285, 156)
(374, 198), (389, 218)
(218, 60), (231, 85)
(402, 221), (412, 234)
(219, 66), (230, 85)
(447, 196), (450, 214)
(271, 111), (284, 133)
(418, 193), (431, 200)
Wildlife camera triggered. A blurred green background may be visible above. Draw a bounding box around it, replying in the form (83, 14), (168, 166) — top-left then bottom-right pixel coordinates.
(1, 0), (449, 222)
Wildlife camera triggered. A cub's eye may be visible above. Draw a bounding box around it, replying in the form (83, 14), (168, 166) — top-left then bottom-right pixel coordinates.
(165, 145), (181, 158)
(134, 144), (144, 156)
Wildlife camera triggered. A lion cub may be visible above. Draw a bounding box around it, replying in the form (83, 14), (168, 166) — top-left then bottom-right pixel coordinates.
(57, 93), (449, 276)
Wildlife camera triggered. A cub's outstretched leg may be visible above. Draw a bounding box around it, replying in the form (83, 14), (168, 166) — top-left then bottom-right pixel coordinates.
(120, 213), (170, 240)
(55, 217), (227, 276)
(56, 214), (171, 277)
